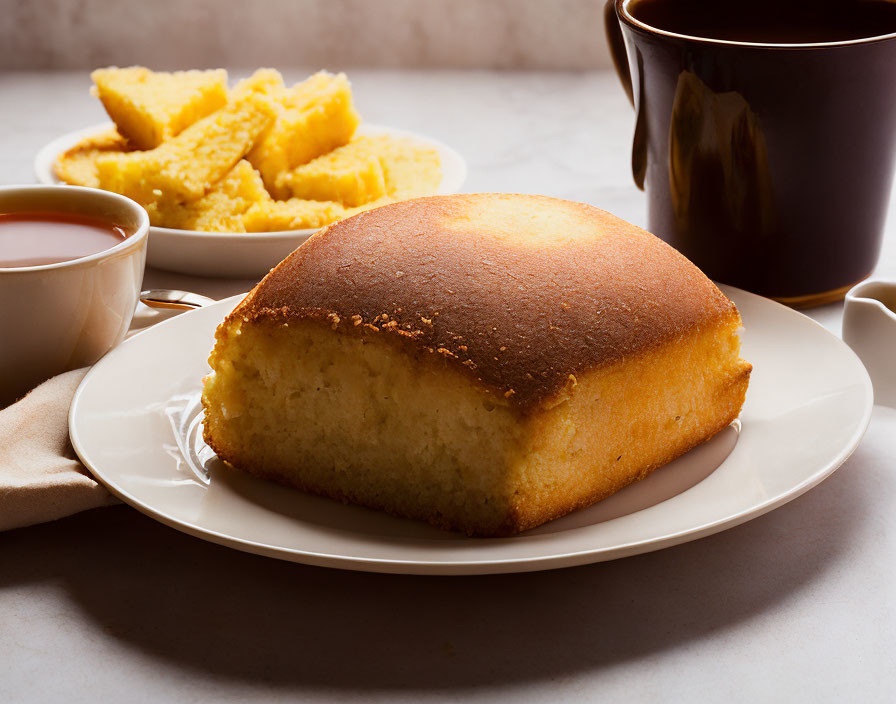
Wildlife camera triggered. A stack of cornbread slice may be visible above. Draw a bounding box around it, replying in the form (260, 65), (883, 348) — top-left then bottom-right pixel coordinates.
(54, 67), (443, 232)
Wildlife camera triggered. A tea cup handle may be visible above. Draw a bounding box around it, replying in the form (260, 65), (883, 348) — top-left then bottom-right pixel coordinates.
(604, 1), (647, 189)
(604, 0), (633, 104)
(842, 279), (896, 408)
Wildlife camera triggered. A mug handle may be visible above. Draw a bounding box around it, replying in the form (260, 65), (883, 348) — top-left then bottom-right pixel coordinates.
(604, 0), (633, 105)
(604, 0), (647, 189)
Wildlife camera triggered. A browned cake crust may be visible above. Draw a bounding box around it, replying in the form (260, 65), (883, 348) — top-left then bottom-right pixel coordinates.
(231, 193), (739, 414)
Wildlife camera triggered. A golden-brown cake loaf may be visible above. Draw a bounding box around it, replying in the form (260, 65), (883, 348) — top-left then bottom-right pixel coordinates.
(202, 194), (751, 536)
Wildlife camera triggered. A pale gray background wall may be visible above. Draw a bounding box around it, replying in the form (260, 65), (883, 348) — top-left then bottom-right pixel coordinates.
(0, 0), (613, 70)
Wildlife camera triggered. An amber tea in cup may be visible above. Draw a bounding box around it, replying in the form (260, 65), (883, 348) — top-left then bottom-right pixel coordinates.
(606, 0), (896, 306)
(0, 211), (128, 268)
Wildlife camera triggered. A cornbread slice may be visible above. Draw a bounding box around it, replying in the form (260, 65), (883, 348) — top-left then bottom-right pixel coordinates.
(242, 198), (345, 232)
(375, 136), (442, 199)
(231, 68), (285, 100)
(248, 71), (360, 197)
(203, 194), (752, 537)
(91, 67), (228, 150)
(147, 160), (269, 232)
(95, 93), (276, 205)
(277, 138), (387, 206)
(53, 128), (134, 188)
(278, 135), (443, 206)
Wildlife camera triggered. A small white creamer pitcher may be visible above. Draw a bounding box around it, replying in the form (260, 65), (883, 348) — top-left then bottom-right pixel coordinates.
(842, 279), (896, 408)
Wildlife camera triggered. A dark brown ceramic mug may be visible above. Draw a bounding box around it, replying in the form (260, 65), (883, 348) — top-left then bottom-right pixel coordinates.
(605, 0), (896, 306)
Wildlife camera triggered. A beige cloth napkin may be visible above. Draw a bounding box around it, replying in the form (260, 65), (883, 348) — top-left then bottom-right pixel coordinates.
(0, 368), (117, 531)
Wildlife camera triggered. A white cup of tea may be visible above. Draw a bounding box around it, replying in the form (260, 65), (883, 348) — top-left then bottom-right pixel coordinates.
(0, 184), (149, 405)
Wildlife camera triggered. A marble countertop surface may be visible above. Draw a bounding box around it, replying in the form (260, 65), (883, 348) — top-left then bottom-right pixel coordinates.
(1, 70), (895, 703)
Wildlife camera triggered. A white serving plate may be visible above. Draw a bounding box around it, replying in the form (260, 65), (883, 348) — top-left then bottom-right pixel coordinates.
(69, 286), (873, 575)
(35, 122), (467, 278)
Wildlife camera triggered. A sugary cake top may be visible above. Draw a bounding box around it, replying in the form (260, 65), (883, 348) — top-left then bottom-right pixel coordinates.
(234, 193), (739, 412)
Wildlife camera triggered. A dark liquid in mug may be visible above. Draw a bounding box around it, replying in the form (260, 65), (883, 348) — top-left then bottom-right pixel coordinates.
(0, 211), (127, 267)
(628, 0), (896, 43)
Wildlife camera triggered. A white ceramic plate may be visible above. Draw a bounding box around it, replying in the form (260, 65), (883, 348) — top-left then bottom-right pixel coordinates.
(35, 122), (467, 278)
(69, 286), (873, 575)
